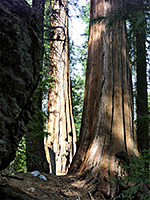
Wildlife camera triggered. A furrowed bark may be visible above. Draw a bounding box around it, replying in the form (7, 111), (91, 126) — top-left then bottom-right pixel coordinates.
(69, 0), (139, 198)
(45, 0), (77, 175)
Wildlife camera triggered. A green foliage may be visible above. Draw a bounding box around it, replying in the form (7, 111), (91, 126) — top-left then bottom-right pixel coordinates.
(10, 137), (27, 174)
(27, 71), (56, 141)
(27, 0), (57, 140)
(1, 136), (27, 175)
(70, 41), (85, 138)
(70, 1), (90, 138)
(71, 75), (85, 138)
(91, 3), (149, 36)
(126, 3), (150, 126)
(148, 93), (150, 136)
(117, 150), (150, 200)
(25, 0), (32, 6)
(80, 2), (90, 24)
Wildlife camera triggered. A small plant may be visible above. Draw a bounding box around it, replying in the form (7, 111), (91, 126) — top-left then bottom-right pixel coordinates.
(117, 150), (150, 200)
(0, 136), (27, 175)
(10, 136), (27, 174)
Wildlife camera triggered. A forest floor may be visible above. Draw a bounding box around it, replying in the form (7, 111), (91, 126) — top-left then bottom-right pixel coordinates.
(0, 172), (93, 200)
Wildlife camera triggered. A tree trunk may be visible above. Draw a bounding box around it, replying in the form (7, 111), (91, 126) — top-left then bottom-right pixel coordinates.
(26, 0), (49, 173)
(45, 0), (77, 175)
(25, 94), (49, 173)
(135, 1), (149, 153)
(69, 0), (138, 198)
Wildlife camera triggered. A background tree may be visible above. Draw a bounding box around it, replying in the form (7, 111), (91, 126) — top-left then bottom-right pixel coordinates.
(25, 0), (49, 173)
(69, 0), (139, 199)
(45, 0), (77, 175)
(70, 1), (90, 139)
(134, 0), (149, 153)
(124, 0), (149, 152)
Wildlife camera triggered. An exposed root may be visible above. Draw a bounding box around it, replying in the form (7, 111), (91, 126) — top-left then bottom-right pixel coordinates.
(88, 191), (95, 200)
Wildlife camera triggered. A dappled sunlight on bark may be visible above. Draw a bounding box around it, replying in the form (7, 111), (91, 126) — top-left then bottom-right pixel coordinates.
(69, 0), (139, 198)
(45, 0), (77, 175)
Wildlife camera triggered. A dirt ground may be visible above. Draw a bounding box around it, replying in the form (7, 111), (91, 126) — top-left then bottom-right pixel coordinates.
(0, 172), (94, 200)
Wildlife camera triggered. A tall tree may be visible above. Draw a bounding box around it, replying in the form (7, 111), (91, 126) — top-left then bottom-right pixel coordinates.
(135, 0), (149, 153)
(126, 0), (149, 153)
(69, 0), (138, 198)
(70, 1), (90, 138)
(45, 0), (77, 175)
(25, 0), (49, 173)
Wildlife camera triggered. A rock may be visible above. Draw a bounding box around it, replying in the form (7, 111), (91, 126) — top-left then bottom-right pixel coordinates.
(38, 174), (47, 181)
(69, 178), (76, 182)
(0, 0), (42, 170)
(31, 171), (40, 177)
(31, 171), (47, 181)
(27, 187), (35, 193)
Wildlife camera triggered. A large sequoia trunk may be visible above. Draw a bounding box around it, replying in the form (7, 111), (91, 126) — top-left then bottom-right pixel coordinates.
(45, 0), (77, 175)
(69, 0), (138, 198)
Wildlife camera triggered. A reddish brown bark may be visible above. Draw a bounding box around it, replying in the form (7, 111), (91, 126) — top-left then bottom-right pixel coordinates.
(69, 0), (139, 199)
(45, 0), (77, 175)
